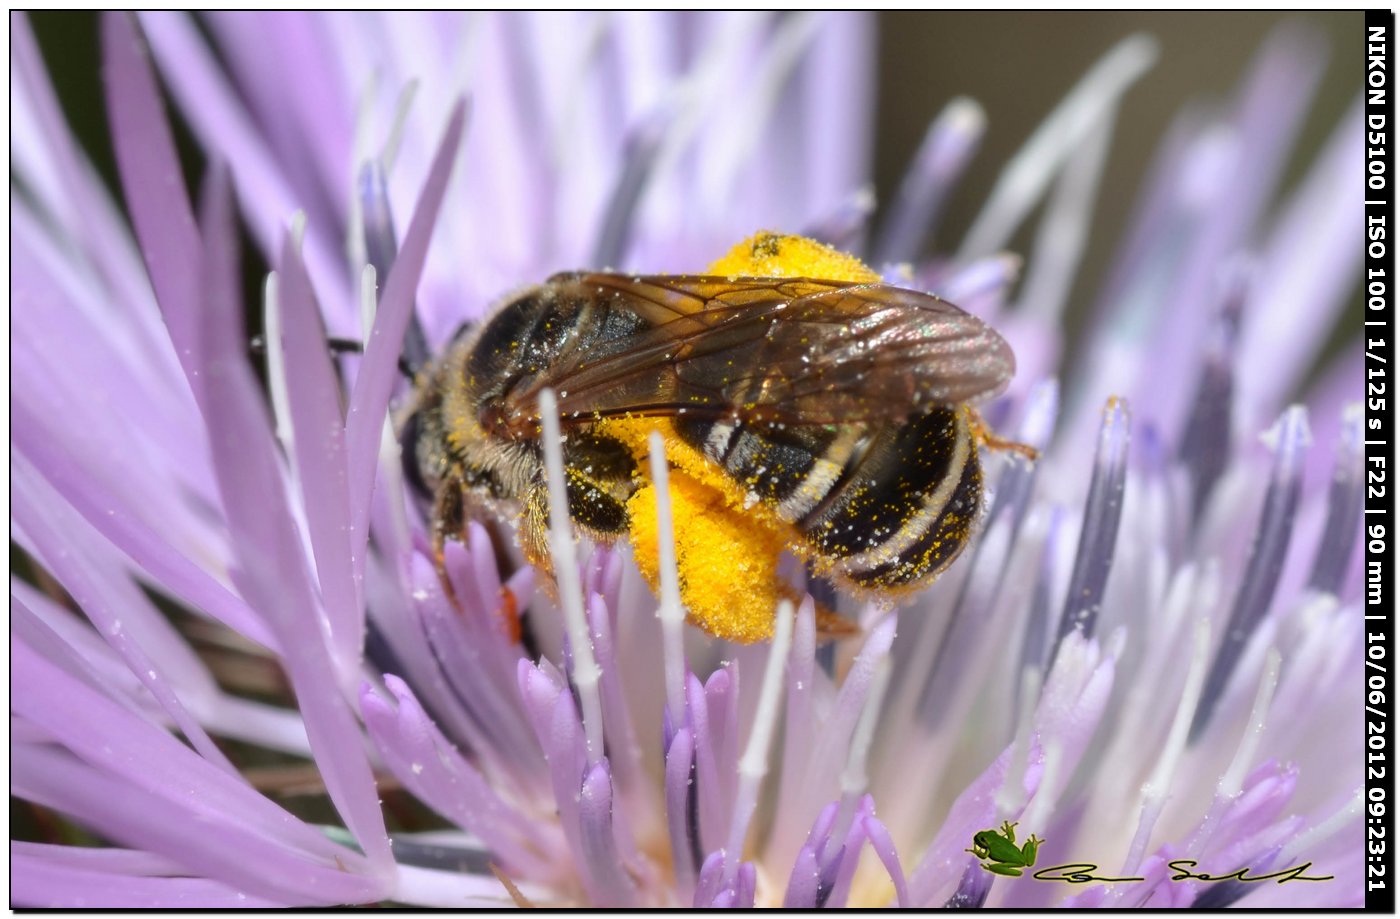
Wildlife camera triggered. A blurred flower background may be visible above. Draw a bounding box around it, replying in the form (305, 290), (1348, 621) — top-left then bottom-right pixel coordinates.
(11, 10), (1363, 908)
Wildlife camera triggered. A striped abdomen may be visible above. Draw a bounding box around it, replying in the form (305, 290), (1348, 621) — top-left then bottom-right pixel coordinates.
(674, 409), (982, 589)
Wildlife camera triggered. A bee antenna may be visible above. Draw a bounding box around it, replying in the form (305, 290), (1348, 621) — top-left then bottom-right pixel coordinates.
(248, 335), (416, 380)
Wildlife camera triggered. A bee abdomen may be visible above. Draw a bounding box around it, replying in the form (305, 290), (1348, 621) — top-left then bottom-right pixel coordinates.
(799, 409), (980, 589)
(675, 418), (832, 508)
(676, 409), (980, 589)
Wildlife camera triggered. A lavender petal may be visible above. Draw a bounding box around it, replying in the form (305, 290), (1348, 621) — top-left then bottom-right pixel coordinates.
(664, 726), (702, 893)
(1307, 405), (1364, 596)
(137, 11), (353, 326)
(12, 849), (284, 909)
(874, 97), (985, 265)
(1176, 266), (1247, 521)
(192, 147), (391, 868)
(100, 12), (201, 383)
(591, 109), (669, 269)
(1053, 398), (1130, 653)
(942, 860), (992, 908)
(693, 849), (726, 909)
(1191, 406), (1308, 741)
(783, 844), (822, 908)
(346, 99), (467, 569)
(276, 229), (361, 668)
(862, 814), (911, 908)
(11, 458), (235, 774)
(577, 760), (638, 906)
(360, 677), (556, 878)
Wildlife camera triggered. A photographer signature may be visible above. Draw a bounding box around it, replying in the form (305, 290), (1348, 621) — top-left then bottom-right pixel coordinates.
(967, 824), (1332, 884)
(1030, 861), (1333, 885)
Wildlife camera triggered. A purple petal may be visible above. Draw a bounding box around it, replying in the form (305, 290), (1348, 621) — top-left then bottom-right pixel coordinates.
(275, 229), (361, 667)
(13, 644), (383, 904)
(771, 598), (817, 867)
(577, 760), (638, 906)
(874, 97), (985, 264)
(1306, 404), (1363, 596)
(100, 12), (201, 383)
(797, 13), (874, 211)
(783, 844), (822, 908)
(1176, 266), (1247, 520)
(422, 548), (541, 770)
(191, 141), (390, 869)
(1053, 398), (1130, 650)
(1135, 24), (1328, 435)
(942, 860), (992, 908)
(588, 591), (644, 807)
(703, 664), (740, 814)
(862, 814), (911, 908)
(12, 457), (234, 774)
(692, 849), (726, 909)
(345, 99), (467, 564)
(663, 726), (701, 895)
(12, 15), (169, 354)
(1191, 406), (1308, 740)
(822, 795), (875, 908)
(1237, 99), (1364, 429)
(734, 861), (757, 908)
(205, 12), (351, 227)
(136, 11), (353, 328)
(11, 402), (275, 650)
(12, 848), (285, 908)
(360, 677), (558, 879)
(591, 108), (670, 269)
(684, 671), (724, 852)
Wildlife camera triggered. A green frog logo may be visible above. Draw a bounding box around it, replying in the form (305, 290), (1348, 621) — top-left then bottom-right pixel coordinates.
(966, 821), (1043, 877)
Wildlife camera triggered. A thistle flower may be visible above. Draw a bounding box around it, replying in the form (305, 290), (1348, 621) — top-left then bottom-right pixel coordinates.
(11, 11), (1363, 908)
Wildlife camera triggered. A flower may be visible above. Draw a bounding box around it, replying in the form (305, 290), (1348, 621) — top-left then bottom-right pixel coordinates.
(11, 11), (1363, 909)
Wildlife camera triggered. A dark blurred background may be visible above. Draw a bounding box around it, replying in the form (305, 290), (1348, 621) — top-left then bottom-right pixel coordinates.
(27, 11), (1362, 370)
(873, 11), (1360, 354)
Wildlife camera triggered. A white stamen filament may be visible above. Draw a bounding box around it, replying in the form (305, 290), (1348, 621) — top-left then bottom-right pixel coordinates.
(725, 599), (796, 883)
(648, 431), (687, 734)
(957, 33), (1158, 264)
(1123, 616), (1211, 873)
(539, 388), (604, 763)
(381, 79), (420, 175)
(346, 72), (378, 274)
(840, 657), (891, 798)
(1021, 739), (1063, 836)
(289, 210), (308, 254)
(994, 665), (1042, 818)
(358, 263), (379, 339)
(1277, 788), (1362, 869)
(357, 264), (410, 574)
(1219, 647), (1281, 798)
(262, 272), (294, 459)
(1019, 111), (1113, 323)
(703, 11), (822, 204)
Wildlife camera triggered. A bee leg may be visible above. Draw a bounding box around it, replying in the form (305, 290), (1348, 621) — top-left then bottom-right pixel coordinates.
(432, 480), (523, 644)
(520, 485), (559, 606)
(430, 478), (466, 607)
(966, 407), (1039, 461)
(813, 603), (862, 640)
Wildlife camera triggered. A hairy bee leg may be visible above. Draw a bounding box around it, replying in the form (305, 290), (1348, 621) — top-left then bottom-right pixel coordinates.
(432, 479), (523, 643)
(430, 477), (466, 609)
(488, 864), (535, 908)
(966, 407), (1039, 460)
(813, 602), (862, 640)
(521, 485), (558, 599)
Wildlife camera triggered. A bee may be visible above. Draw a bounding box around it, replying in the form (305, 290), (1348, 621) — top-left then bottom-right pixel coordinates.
(400, 251), (1022, 642)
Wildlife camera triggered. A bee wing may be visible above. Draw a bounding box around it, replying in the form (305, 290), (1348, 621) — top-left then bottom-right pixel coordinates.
(510, 273), (1014, 426)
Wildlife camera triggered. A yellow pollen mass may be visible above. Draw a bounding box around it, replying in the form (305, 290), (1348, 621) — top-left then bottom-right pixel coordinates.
(708, 231), (882, 283)
(601, 233), (882, 643)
